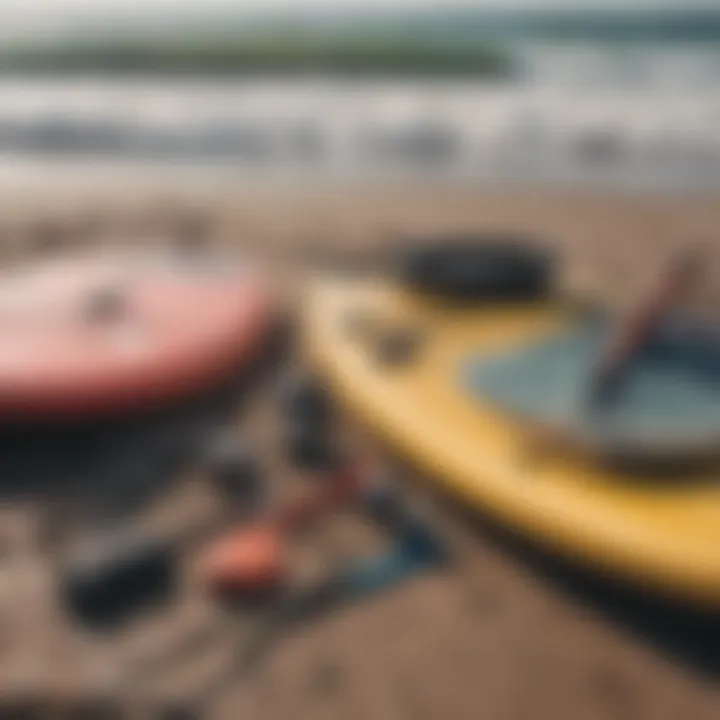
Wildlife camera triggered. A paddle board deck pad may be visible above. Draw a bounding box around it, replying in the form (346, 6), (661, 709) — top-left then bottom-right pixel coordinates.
(302, 277), (720, 608)
(0, 250), (275, 420)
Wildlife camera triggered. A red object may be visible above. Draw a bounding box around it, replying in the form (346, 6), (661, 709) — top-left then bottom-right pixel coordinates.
(276, 465), (364, 531)
(202, 524), (286, 596)
(201, 465), (367, 595)
(0, 251), (275, 420)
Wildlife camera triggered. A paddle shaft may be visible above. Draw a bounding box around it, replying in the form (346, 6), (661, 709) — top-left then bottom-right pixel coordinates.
(273, 466), (364, 533)
(590, 250), (701, 404)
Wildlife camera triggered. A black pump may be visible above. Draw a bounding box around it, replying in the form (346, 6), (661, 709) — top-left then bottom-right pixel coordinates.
(392, 236), (554, 302)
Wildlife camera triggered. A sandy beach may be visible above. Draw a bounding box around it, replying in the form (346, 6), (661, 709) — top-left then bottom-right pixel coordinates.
(0, 185), (720, 718)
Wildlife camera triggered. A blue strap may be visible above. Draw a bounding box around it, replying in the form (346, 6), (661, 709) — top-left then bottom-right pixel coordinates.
(341, 521), (445, 597)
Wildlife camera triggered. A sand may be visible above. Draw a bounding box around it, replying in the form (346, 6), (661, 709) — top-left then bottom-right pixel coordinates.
(0, 185), (719, 718)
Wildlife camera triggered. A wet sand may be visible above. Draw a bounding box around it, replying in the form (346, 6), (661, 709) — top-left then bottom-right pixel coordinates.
(0, 186), (720, 718)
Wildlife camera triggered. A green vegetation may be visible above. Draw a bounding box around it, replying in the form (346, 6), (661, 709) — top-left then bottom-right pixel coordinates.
(0, 35), (513, 77)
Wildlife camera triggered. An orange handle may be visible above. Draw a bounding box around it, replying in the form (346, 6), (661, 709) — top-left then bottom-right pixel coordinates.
(201, 463), (369, 596)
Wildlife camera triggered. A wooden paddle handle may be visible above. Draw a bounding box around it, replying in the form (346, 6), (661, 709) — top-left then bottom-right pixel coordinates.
(590, 249), (701, 399)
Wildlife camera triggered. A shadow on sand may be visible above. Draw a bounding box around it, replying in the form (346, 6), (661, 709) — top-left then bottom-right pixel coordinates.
(443, 487), (720, 681)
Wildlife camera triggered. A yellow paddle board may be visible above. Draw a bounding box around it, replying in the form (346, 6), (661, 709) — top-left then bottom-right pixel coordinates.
(302, 277), (720, 609)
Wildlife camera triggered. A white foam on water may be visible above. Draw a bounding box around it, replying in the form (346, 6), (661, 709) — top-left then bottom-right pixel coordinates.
(0, 43), (718, 193)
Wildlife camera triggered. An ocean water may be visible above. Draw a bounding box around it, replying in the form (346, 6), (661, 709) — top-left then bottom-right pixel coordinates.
(0, 43), (718, 192)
